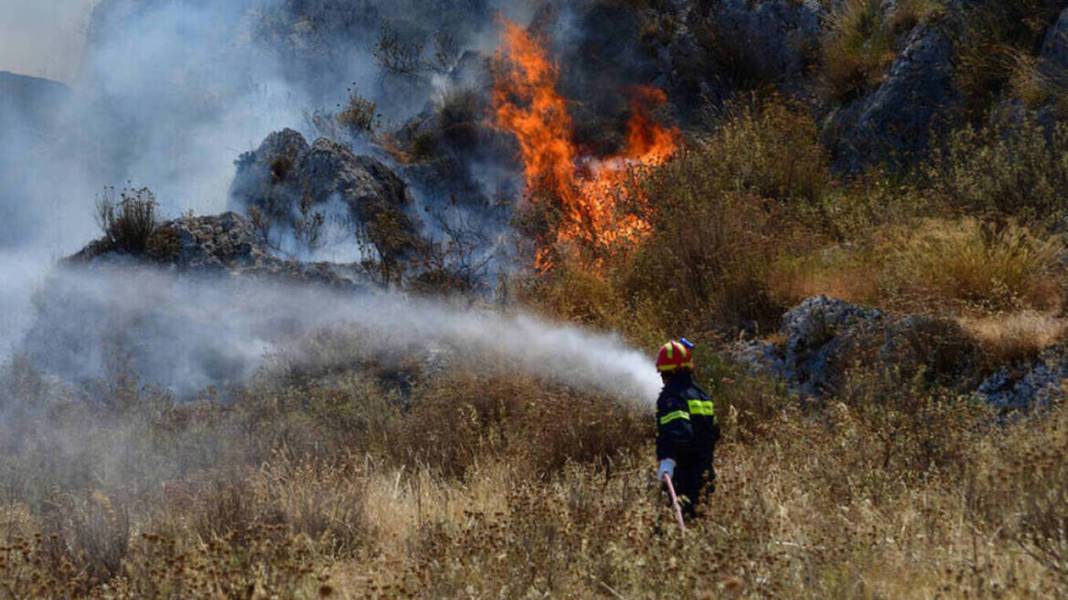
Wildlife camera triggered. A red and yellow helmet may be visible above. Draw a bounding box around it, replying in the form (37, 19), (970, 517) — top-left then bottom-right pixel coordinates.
(656, 340), (694, 373)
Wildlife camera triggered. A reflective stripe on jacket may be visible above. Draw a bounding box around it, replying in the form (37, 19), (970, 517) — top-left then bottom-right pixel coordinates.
(655, 372), (719, 462)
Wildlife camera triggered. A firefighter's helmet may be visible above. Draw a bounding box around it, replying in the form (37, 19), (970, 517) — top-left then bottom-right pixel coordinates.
(656, 340), (694, 373)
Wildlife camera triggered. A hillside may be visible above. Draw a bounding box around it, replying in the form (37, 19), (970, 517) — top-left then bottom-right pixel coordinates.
(0, 71), (69, 246)
(2, 0), (1068, 597)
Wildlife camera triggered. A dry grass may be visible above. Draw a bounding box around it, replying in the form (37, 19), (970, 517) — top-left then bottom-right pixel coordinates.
(889, 0), (946, 34)
(769, 244), (883, 307)
(879, 218), (1064, 313)
(961, 311), (1068, 365)
(2, 343), (1067, 597)
(819, 0), (897, 102)
(953, 0), (1064, 118)
(337, 87), (378, 136)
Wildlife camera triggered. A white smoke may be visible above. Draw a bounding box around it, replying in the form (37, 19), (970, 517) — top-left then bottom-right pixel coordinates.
(0, 0), (96, 82)
(0, 0), (508, 357)
(1, 1), (667, 409)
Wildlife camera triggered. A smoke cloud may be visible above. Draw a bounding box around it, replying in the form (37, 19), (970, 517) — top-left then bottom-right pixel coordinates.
(2, 0), (664, 407)
(0, 0), (95, 82)
(1, 0), (496, 352)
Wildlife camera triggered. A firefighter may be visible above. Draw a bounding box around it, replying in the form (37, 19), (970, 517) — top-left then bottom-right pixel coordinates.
(655, 339), (719, 519)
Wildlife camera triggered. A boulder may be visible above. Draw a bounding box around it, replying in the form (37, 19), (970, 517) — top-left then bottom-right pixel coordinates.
(977, 344), (1068, 410)
(30, 210), (374, 397)
(780, 296), (884, 395)
(69, 211), (361, 289)
(230, 130), (426, 263)
(730, 339), (786, 381)
(826, 24), (958, 171)
(1039, 8), (1068, 72)
(651, 0), (825, 107)
(710, 0), (825, 90)
(730, 296), (980, 397)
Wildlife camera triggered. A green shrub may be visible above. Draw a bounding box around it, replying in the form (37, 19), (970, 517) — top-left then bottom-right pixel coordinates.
(619, 100), (830, 332)
(928, 116), (1068, 222)
(625, 177), (784, 333)
(706, 99), (831, 205)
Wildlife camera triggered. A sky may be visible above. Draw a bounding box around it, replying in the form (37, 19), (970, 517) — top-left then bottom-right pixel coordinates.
(0, 0), (97, 82)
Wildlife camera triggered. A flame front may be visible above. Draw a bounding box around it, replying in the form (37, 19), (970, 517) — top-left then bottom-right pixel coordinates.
(492, 20), (679, 268)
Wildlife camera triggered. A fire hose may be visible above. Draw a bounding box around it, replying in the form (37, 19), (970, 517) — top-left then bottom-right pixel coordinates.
(662, 473), (686, 531)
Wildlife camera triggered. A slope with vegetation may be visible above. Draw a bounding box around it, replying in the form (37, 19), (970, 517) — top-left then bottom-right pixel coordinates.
(4, 0), (1068, 598)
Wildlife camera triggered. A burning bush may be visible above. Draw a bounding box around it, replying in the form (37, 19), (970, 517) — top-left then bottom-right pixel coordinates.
(492, 19), (679, 270)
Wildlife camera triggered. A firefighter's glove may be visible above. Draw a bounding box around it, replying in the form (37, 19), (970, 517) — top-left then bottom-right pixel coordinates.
(657, 458), (676, 481)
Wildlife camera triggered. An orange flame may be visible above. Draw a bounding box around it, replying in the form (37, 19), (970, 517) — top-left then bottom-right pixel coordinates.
(492, 20), (679, 269)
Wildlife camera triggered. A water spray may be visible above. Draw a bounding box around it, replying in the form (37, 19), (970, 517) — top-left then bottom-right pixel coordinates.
(17, 267), (664, 403)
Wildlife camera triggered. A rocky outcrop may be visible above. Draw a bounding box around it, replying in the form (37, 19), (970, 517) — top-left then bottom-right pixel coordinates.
(826, 24), (958, 170)
(69, 212), (362, 289)
(1040, 8), (1068, 71)
(710, 0), (825, 90)
(731, 297), (884, 396)
(779, 297), (884, 395)
(731, 296), (1068, 409)
(0, 72), (70, 247)
(977, 345), (1068, 410)
(649, 0), (825, 107)
(230, 130), (426, 263)
(731, 296), (980, 397)
(33, 209), (371, 396)
(0, 71), (68, 135)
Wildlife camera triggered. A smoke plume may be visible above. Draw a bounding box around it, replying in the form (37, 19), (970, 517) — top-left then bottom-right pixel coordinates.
(1, 0), (666, 405)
